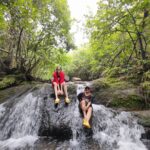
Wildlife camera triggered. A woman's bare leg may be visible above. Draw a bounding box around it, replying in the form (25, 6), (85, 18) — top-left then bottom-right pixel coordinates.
(80, 100), (87, 119)
(61, 82), (68, 98)
(53, 82), (59, 99)
(86, 107), (92, 123)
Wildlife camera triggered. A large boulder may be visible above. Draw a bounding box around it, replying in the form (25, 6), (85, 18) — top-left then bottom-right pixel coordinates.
(91, 78), (148, 110)
(72, 77), (81, 82)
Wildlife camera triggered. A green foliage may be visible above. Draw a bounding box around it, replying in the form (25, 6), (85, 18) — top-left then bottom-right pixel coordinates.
(0, 0), (74, 79)
(65, 0), (150, 82)
(64, 45), (105, 80)
(64, 46), (96, 80)
(141, 81), (150, 91)
(143, 71), (150, 81)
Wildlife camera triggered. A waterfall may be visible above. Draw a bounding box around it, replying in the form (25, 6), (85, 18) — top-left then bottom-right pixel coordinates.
(92, 105), (147, 150)
(69, 84), (147, 150)
(0, 83), (148, 150)
(0, 88), (43, 150)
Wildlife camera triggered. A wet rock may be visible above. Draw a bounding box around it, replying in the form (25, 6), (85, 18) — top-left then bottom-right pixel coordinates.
(0, 83), (33, 104)
(132, 110), (150, 143)
(72, 77), (81, 81)
(91, 77), (148, 110)
(37, 84), (79, 140)
(67, 83), (77, 95)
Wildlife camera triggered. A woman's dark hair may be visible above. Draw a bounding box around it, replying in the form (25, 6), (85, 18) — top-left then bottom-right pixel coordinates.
(85, 86), (90, 90)
(56, 66), (62, 71)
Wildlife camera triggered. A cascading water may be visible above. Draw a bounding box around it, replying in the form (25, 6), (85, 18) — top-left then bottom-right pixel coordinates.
(0, 88), (44, 150)
(92, 105), (147, 150)
(69, 84), (148, 150)
(0, 83), (148, 150)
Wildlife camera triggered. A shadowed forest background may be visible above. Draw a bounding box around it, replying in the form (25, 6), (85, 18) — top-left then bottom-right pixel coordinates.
(0, 0), (150, 109)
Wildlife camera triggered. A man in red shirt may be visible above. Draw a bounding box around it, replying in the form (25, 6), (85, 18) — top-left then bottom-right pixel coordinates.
(51, 66), (70, 104)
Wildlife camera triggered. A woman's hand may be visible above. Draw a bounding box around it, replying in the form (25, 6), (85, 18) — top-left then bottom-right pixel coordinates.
(59, 90), (64, 95)
(57, 90), (64, 95)
(86, 102), (91, 109)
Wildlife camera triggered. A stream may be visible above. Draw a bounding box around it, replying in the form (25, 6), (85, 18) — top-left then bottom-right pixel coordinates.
(0, 83), (149, 150)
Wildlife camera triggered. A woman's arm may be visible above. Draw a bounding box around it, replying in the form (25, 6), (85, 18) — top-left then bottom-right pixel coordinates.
(53, 72), (59, 84)
(85, 101), (92, 109)
(59, 71), (65, 84)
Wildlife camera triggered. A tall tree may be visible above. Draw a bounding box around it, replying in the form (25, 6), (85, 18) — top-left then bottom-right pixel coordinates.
(87, 0), (150, 71)
(0, 0), (74, 79)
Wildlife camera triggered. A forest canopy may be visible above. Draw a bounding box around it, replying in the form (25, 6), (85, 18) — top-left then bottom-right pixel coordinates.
(66, 0), (150, 82)
(0, 0), (74, 79)
(0, 0), (150, 83)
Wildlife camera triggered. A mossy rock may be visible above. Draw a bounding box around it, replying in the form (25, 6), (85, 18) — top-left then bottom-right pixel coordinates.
(109, 95), (146, 110)
(106, 78), (134, 89)
(0, 83), (33, 104)
(0, 76), (16, 90)
(132, 110), (150, 127)
(92, 77), (148, 110)
(93, 89), (113, 105)
(92, 77), (136, 105)
(138, 116), (150, 127)
(92, 79), (109, 91)
(67, 83), (77, 95)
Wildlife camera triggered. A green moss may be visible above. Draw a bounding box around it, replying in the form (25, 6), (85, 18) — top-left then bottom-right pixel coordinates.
(108, 78), (133, 89)
(0, 76), (16, 89)
(110, 95), (146, 110)
(138, 116), (150, 127)
(99, 77), (134, 90)
(0, 83), (33, 104)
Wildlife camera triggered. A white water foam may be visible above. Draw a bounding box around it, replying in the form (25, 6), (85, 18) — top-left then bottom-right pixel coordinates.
(0, 104), (6, 118)
(92, 105), (147, 150)
(0, 135), (38, 150)
(0, 92), (43, 149)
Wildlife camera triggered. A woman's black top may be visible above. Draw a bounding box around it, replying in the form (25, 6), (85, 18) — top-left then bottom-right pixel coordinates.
(77, 92), (94, 103)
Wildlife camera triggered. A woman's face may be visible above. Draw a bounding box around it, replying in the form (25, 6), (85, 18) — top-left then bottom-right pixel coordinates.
(85, 88), (90, 94)
(56, 67), (61, 73)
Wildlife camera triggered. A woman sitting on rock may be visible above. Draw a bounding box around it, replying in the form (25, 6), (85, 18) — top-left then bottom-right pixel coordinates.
(77, 86), (93, 128)
(51, 66), (70, 104)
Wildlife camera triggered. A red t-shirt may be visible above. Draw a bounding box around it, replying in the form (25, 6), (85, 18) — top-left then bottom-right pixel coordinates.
(52, 71), (65, 84)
